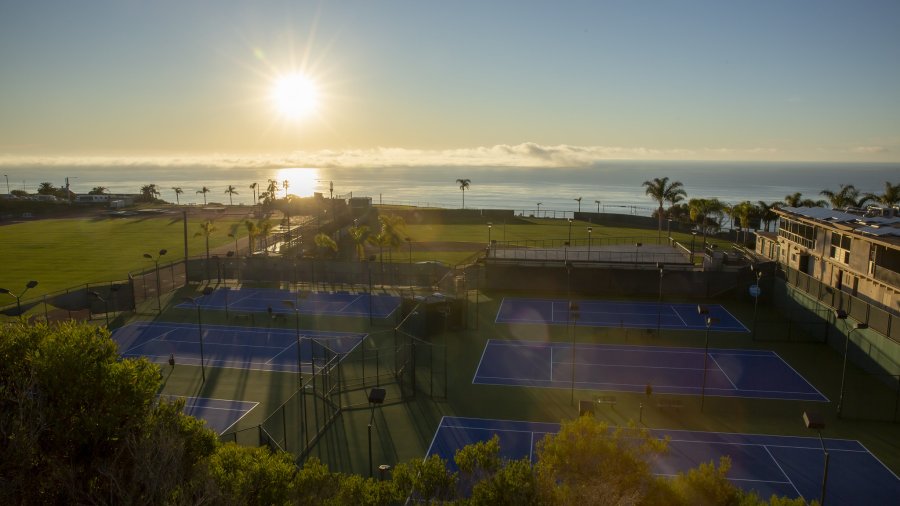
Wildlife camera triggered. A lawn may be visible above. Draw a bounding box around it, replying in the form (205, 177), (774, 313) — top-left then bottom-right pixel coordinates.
(0, 214), (250, 297)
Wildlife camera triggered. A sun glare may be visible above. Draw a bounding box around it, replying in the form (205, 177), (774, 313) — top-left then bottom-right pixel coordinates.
(276, 167), (319, 198)
(271, 73), (319, 120)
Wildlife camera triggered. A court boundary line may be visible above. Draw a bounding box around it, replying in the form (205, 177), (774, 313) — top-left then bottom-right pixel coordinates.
(708, 354), (739, 391)
(496, 297), (748, 332)
(762, 445), (804, 498)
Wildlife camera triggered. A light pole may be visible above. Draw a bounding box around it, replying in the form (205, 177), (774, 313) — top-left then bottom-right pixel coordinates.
(595, 200), (601, 213)
(803, 411), (830, 506)
(574, 197), (582, 213)
(367, 388), (386, 477)
(690, 232), (697, 264)
(667, 218), (672, 239)
(487, 222), (492, 245)
(182, 286), (213, 382)
(656, 263), (664, 336)
(536, 202), (542, 217)
(283, 299), (304, 386)
(697, 305), (718, 412)
(567, 218), (573, 245)
(3, 174), (9, 195)
(751, 265), (763, 340)
(833, 309), (868, 419)
(634, 242), (642, 268)
(569, 301), (580, 405)
(0, 280), (38, 316)
(587, 227), (593, 258)
(89, 291), (110, 327)
(143, 249), (167, 313)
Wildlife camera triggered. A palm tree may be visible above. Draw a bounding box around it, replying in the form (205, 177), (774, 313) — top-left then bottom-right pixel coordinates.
(734, 201), (757, 244)
(349, 224), (372, 261)
(783, 192), (826, 208)
(574, 197), (582, 212)
(88, 186), (108, 195)
(864, 181), (900, 208)
(196, 186), (210, 205)
(243, 220), (259, 255)
(282, 180), (290, 198)
(820, 184), (870, 209)
(139, 184), (159, 202)
(314, 232), (338, 258)
(642, 177), (687, 241)
(224, 185), (238, 206)
(689, 198), (725, 249)
(595, 200), (601, 213)
(377, 213), (406, 264)
(171, 187), (183, 205)
(249, 182), (258, 204)
(194, 221), (217, 274)
(456, 179), (471, 209)
(257, 219), (274, 253)
(757, 201), (778, 232)
(37, 182), (56, 195)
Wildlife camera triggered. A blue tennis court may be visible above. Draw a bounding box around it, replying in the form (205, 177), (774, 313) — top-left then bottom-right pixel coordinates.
(159, 395), (257, 433)
(496, 298), (748, 332)
(427, 417), (900, 505)
(473, 340), (827, 402)
(112, 321), (366, 373)
(174, 287), (401, 319)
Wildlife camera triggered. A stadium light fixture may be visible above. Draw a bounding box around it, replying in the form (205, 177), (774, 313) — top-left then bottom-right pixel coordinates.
(832, 309), (867, 419)
(0, 280), (38, 316)
(803, 412), (830, 505)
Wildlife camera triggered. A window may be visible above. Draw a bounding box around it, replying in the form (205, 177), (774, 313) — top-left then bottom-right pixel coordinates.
(829, 232), (852, 264)
(777, 218), (817, 249)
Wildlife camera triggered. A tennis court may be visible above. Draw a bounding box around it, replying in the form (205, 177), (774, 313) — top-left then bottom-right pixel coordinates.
(473, 340), (827, 401)
(427, 416), (900, 504)
(158, 395), (257, 434)
(496, 298), (748, 332)
(112, 321), (366, 373)
(174, 287), (401, 319)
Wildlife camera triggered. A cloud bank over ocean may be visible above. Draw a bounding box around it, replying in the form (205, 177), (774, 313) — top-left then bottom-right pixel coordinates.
(0, 142), (893, 169)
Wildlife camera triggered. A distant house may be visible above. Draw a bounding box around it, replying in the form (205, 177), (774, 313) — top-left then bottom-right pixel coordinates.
(75, 194), (136, 207)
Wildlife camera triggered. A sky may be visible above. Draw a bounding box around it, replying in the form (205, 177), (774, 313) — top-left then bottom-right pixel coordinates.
(1, 0), (899, 168)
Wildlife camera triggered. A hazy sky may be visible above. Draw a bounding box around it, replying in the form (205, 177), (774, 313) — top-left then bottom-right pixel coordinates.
(1, 0), (899, 166)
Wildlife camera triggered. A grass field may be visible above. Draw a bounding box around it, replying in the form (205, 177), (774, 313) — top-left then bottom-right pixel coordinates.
(0, 214), (250, 296)
(1, 212), (727, 298)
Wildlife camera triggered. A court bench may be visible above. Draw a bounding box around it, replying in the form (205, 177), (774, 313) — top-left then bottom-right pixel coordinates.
(656, 399), (684, 411)
(231, 313), (255, 325)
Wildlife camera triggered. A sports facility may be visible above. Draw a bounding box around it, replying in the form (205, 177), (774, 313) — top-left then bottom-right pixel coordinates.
(473, 339), (827, 401)
(112, 321), (366, 373)
(427, 417), (900, 505)
(496, 297), (749, 331)
(158, 395), (258, 434)
(173, 287), (401, 319)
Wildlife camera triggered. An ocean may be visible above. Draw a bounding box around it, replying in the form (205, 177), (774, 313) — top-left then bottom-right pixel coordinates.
(4, 161), (897, 216)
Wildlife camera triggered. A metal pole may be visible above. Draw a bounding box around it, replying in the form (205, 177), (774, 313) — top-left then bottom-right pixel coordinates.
(656, 267), (663, 336)
(818, 430), (829, 505)
(837, 324), (866, 418)
(197, 304), (206, 382)
(701, 320), (710, 412)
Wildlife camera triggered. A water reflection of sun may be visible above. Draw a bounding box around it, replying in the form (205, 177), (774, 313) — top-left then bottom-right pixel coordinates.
(276, 167), (319, 198)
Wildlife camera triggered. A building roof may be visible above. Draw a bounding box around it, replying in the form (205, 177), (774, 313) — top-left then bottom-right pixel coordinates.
(777, 206), (900, 246)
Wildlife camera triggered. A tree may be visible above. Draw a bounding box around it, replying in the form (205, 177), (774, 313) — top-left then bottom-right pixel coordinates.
(257, 219), (274, 253)
(757, 201), (778, 232)
(349, 224), (372, 261)
(225, 185), (239, 206)
(282, 179), (290, 198)
(783, 192), (826, 208)
(535, 416), (670, 505)
(377, 213), (406, 264)
(37, 182), (57, 195)
(820, 183), (871, 209)
(171, 186), (183, 205)
(197, 186), (211, 205)
(88, 186), (108, 195)
(244, 220), (259, 254)
(314, 232), (338, 258)
(642, 177), (687, 241)
(865, 181), (900, 207)
(194, 220), (217, 267)
(249, 182), (258, 204)
(0, 320), (218, 504)
(689, 198), (725, 248)
(456, 178), (471, 209)
(574, 197), (582, 212)
(139, 184), (160, 202)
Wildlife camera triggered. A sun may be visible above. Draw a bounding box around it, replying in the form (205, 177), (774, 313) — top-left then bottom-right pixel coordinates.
(271, 73), (319, 120)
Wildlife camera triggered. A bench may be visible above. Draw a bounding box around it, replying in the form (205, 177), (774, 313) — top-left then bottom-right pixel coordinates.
(596, 395), (617, 407)
(232, 313), (255, 325)
(656, 399), (684, 411)
(271, 312), (287, 322)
